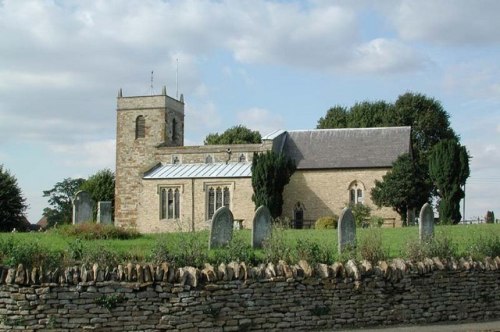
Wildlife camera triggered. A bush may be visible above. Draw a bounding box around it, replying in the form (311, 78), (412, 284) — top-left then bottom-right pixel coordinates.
(404, 232), (458, 261)
(370, 216), (385, 228)
(315, 215), (338, 229)
(149, 232), (208, 268)
(80, 244), (123, 267)
(55, 223), (140, 240)
(466, 234), (500, 260)
(210, 236), (256, 265)
(293, 239), (333, 265)
(359, 230), (388, 263)
(485, 211), (495, 224)
(263, 226), (293, 263)
(349, 203), (371, 227)
(0, 237), (63, 269)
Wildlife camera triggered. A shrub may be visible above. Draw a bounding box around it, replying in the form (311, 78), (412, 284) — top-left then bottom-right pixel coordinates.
(315, 215), (338, 229)
(0, 237), (63, 269)
(466, 234), (500, 260)
(55, 223), (140, 240)
(485, 211), (495, 224)
(149, 232), (208, 268)
(349, 203), (371, 227)
(263, 226), (293, 263)
(293, 238), (333, 265)
(404, 232), (458, 261)
(370, 216), (385, 228)
(80, 243), (123, 267)
(358, 229), (388, 263)
(210, 236), (256, 265)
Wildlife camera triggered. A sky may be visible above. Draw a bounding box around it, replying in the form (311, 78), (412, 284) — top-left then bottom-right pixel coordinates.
(0, 0), (499, 224)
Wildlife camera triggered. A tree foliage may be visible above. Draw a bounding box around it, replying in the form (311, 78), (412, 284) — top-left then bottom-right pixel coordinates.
(317, 92), (461, 221)
(80, 169), (115, 220)
(371, 154), (431, 223)
(251, 151), (296, 218)
(43, 178), (85, 227)
(204, 125), (262, 145)
(0, 165), (27, 231)
(428, 139), (470, 224)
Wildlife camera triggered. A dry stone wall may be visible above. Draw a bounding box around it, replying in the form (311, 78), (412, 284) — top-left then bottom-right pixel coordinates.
(1, 257), (499, 331)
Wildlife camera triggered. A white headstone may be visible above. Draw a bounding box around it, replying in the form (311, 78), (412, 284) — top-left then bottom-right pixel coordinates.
(419, 203), (434, 242)
(252, 206), (272, 248)
(338, 207), (356, 253)
(209, 206), (234, 249)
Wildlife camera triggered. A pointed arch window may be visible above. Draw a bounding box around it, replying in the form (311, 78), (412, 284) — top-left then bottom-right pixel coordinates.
(205, 155), (213, 164)
(136, 115), (145, 139)
(238, 153), (246, 162)
(160, 187), (180, 220)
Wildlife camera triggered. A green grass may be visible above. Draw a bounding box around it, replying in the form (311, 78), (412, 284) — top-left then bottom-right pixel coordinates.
(0, 224), (499, 268)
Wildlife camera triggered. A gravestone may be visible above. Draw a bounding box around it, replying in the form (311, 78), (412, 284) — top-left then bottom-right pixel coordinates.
(338, 207), (356, 253)
(419, 203), (434, 241)
(252, 206), (272, 248)
(209, 206), (234, 249)
(72, 191), (94, 224)
(97, 201), (112, 225)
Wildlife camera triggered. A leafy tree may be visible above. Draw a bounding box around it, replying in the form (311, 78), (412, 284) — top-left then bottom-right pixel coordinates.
(371, 154), (431, 224)
(251, 151), (296, 218)
(317, 105), (349, 129)
(0, 165), (27, 231)
(316, 92), (460, 220)
(428, 139), (470, 224)
(80, 169), (115, 220)
(43, 178), (85, 227)
(204, 125), (262, 145)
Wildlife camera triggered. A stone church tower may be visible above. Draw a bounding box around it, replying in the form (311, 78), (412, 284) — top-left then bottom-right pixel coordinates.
(114, 88), (184, 228)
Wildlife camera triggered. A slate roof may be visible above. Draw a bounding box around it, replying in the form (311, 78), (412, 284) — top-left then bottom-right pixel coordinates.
(280, 127), (411, 169)
(144, 162), (252, 179)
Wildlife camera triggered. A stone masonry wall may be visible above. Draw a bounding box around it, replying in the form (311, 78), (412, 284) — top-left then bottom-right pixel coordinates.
(283, 168), (402, 226)
(1, 257), (499, 331)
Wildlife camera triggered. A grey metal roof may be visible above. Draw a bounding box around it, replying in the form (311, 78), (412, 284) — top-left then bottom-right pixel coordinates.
(144, 162), (252, 179)
(282, 127), (411, 169)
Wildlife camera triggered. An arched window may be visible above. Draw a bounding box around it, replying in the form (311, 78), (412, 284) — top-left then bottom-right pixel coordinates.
(348, 181), (365, 205)
(136, 115), (145, 139)
(160, 187), (180, 220)
(238, 153), (246, 162)
(172, 118), (177, 141)
(207, 185), (231, 219)
(205, 155), (213, 164)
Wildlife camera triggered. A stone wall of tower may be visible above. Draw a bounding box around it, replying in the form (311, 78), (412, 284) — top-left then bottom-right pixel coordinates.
(115, 93), (184, 228)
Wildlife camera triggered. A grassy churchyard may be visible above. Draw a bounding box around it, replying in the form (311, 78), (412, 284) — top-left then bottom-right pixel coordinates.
(1, 223), (499, 271)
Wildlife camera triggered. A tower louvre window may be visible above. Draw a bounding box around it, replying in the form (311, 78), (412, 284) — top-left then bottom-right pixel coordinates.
(136, 115), (145, 139)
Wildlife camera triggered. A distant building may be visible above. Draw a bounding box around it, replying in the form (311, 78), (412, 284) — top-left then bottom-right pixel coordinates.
(115, 90), (410, 233)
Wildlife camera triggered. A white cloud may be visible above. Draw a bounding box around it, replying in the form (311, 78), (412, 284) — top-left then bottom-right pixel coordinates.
(385, 0), (500, 45)
(236, 108), (285, 136)
(49, 139), (116, 169)
(442, 62), (500, 101)
(347, 38), (429, 74)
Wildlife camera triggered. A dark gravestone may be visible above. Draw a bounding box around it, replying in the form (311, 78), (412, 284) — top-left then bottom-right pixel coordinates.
(419, 203), (434, 242)
(338, 207), (356, 254)
(72, 191), (94, 224)
(252, 206), (272, 249)
(97, 201), (112, 225)
(209, 206), (234, 249)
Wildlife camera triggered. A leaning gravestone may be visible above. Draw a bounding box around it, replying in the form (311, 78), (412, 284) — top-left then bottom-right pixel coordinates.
(419, 203), (434, 242)
(97, 201), (112, 225)
(209, 206), (234, 249)
(338, 207), (356, 254)
(72, 191), (94, 224)
(252, 206), (272, 248)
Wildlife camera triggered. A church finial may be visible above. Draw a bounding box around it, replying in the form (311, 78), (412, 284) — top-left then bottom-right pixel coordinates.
(180, 93), (184, 103)
(162, 85), (166, 95)
(118, 88), (122, 98)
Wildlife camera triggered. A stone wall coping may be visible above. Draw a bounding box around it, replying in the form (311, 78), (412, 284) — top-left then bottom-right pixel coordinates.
(1, 256), (499, 287)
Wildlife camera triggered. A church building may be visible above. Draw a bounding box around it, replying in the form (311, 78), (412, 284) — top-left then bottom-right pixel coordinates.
(114, 89), (410, 233)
